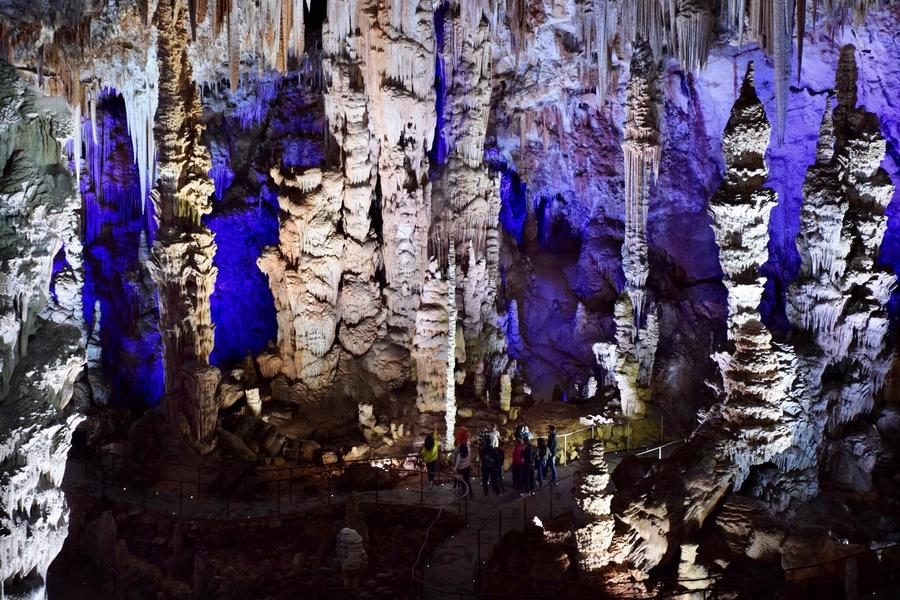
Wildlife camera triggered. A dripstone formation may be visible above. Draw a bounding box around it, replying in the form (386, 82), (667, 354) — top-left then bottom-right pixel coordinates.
(0, 0), (899, 596)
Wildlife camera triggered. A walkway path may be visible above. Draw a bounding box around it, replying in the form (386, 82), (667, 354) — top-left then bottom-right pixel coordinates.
(417, 452), (638, 600)
(63, 440), (682, 598)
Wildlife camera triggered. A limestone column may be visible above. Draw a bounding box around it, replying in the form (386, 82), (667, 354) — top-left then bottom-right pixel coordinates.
(148, 0), (220, 453)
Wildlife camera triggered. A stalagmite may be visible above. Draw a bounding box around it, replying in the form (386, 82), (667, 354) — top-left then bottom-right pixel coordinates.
(258, 169), (344, 390)
(444, 240), (458, 448)
(574, 440), (615, 577)
(412, 260), (450, 412)
(593, 294), (659, 418)
(770, 46), (895, 507)
(148, 0), (221, 452)
(602, 65), (795, 576)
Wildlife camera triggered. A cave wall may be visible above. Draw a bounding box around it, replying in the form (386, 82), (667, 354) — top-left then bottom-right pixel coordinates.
(0, 60), (84, 598)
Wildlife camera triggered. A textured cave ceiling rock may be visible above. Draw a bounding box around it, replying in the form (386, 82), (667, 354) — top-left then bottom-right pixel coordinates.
(0, 60), (84, 599)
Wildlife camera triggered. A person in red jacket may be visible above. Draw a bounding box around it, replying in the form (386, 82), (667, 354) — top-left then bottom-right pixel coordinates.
(511, 439), (525, 492)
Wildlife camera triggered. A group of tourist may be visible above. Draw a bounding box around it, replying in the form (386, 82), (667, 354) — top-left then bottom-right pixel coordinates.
(510, 424), (558, 496)
(418, 422), (559, 498)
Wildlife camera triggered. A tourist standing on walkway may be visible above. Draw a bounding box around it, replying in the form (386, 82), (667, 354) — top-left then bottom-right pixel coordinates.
(479, 442), (496, 497)
(494, 445), (505, 492)
(454, 441), (472, 496)
(512, 438), (525, 491)
(545, 425), (558, 486)
(488, 423), (500, 448)
(535, 437), (548, 488)
(522, 437), (535, 495)
(421, 433), (440, 487)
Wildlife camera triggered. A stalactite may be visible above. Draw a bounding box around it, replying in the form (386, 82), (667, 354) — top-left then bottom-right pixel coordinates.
(290, 0), (306, 59)
(228, 3), (240, 92)
(797, 0), (806, 82)
(772, 0), (792, 143)
(621, 39), (661, 327)
(675, 0), (715, 72)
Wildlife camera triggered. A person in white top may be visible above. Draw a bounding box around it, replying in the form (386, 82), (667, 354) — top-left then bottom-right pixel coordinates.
(488, 423), (500, 448)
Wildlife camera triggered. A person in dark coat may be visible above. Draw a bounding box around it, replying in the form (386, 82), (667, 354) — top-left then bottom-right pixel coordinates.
(545, 425), (558, 486)
(522, 438), (535, 495)
(479, 443), (496, 497)
(493, 446), (505, 493)
(535, 437), (548, 488)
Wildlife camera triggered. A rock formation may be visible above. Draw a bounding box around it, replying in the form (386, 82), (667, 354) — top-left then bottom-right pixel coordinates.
(593, 294), (659, 418)
(0, 60), (84, 599)
(761, 44), (896, 511)
(574, 439), (615, 578)
(621, 39), (660, 326)
(148, 0), (220, 452)
(597, 64), (795, 578)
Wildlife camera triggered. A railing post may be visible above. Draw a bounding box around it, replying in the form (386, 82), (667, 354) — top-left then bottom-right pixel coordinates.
(523, 497), (527, 530)
(464, 491), (469, 527)
(476, 528), (481, 583)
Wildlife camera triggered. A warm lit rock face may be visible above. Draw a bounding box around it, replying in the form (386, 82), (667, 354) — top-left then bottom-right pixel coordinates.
(252, 2), (508, 425)
(147, 0), (220, 452)
(0, 61), (84, 598)
(574, 439), (615, 578)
